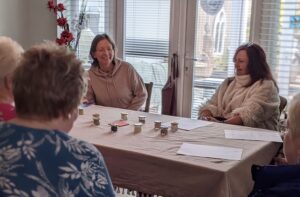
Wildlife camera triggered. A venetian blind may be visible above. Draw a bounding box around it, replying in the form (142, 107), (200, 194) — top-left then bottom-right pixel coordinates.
(259, 0), (300, 104)
(124, 0), (171, 113)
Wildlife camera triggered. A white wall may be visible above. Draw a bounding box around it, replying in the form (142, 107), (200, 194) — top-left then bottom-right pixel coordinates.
(0, 0), (56, 49)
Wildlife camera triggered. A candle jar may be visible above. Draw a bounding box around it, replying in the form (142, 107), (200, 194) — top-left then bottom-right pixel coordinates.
(160, 126), (168, 136)
(78, 108), (84, 115)
(111, 124), (118, 132)
(134, 123), (142, 133)
(138, 116), (146, 124)
(93, 113), (100, 126)
(154, 120), (161, 130)
(171, 122), (178, 132)
(121, 112), (128, 120)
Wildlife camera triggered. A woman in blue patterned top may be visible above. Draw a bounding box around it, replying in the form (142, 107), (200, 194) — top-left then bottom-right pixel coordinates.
(0, 42), (115, 196)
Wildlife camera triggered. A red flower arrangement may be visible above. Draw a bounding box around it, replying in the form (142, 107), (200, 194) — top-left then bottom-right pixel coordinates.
(48, 0), (74, 47)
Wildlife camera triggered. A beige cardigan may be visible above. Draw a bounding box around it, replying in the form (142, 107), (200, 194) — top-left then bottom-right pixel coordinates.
(199, 76), (280, 130)
(86, 59), (147, 110)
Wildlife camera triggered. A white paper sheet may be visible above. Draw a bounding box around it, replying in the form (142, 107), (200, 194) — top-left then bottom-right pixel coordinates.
(163, 119), (213, 131)
(224, 130), (283, 142)
(177, 143), (243, 160)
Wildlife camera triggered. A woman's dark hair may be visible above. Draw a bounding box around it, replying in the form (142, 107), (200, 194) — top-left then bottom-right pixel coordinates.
(89, 33), (116, 67)
(233, 42), (278, 90)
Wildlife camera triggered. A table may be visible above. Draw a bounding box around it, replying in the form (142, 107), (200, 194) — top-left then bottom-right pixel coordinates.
(70, 105), (281, 197)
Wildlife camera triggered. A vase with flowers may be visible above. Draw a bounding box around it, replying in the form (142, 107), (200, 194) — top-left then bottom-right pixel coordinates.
(47, 0), (88, 53)
(48, 0), (74, 50)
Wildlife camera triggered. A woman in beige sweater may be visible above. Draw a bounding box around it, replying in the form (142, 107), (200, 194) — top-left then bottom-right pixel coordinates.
(199, 43), (280, 130)
(85, 34), (147, 110)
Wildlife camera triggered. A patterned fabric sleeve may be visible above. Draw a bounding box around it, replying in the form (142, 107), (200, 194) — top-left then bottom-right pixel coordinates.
(0, 123), (116, 197)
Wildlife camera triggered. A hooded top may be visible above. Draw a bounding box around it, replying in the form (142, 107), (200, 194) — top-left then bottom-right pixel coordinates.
(86, 59), (147, 110)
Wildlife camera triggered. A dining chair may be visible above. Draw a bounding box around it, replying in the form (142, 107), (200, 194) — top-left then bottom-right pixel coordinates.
(144, 82), (153, 112)
(279, 95), (287, 115)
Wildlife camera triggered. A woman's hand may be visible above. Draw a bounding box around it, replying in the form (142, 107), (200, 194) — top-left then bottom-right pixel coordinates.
(199, 110), (215, 121)
(224, 114), (243, 125)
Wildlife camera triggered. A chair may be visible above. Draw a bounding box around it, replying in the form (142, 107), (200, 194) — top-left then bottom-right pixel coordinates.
(279, 95), (287, 114)
(144, 82), (153, 112)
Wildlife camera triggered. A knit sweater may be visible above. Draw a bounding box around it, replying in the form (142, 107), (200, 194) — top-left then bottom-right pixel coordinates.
(199, 75), (280, 130)
(86, 59), (147, 110)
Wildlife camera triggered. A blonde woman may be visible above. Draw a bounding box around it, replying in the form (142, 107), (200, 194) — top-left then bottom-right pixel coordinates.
(0, 36), (23, 121)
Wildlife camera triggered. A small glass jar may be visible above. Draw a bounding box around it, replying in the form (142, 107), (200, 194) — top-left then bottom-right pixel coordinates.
(160, 126), (168, 136)
(121, 112), (128, 121)
(171, 122), (178, 132)
(93, 113), (100, 126)
(138, 116), (146, 124)
(134, 123), (143, 133)
(78, 108), (84, 115)
(93, 113), (100, 119)
(111, 124), (118, 132)
(154, 120), (161, 130)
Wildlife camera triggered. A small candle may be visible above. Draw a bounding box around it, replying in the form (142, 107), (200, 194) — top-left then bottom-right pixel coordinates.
(93, 113), (100, 126)
(154, 120), (161, 130)
(171, 122), (178, 132)
(93, 113), (100, 119)
(121, 112), (128, 120)
(78, 108), (84, 115)
(160, 126), (168, 136)
(93, 118), (100, 126)
(111, 124), (118, 132)
(134, 123), (142, 133)
(138, 116), (146, 124)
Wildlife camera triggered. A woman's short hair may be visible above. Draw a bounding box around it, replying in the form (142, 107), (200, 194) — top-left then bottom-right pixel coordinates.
(89, 33), (116, 67)
(233, 42), (278, 90)
(0, 36), (24, 81)
(13, 42), (84, 120)
(288, 94), (300, 138)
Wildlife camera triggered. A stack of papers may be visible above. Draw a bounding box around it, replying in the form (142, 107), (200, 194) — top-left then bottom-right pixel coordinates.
(177, 143), (243, 160)
(224, 130), (283, 142)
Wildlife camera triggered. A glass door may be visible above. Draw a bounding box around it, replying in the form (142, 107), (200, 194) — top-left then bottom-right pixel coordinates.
(124, 0), (171, 113)
(183, 0), (252, 118)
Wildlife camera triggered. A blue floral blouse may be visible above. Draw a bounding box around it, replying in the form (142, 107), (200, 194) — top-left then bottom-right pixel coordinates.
(0, 122), (115, 197)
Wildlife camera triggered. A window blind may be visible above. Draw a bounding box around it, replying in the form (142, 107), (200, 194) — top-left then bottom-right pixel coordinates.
(259, 0), (300, 104)
(191, 0), (252, 119)
(124, 0), (171, 113)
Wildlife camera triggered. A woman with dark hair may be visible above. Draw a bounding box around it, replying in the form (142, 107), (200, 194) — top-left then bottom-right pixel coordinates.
(0, 42), (115, 196)
(85, 33), (147, 110)
(198, 43), (280, 130)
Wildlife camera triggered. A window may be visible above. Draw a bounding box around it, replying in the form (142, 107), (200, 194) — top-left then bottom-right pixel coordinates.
(62, 0), (300, 118)
(190, 0), (252, 119)
(213, 10), (225, 54)
(58, 0), (114, 68)
(124, 0), (171, 113)
(257, 0), (300, 101)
